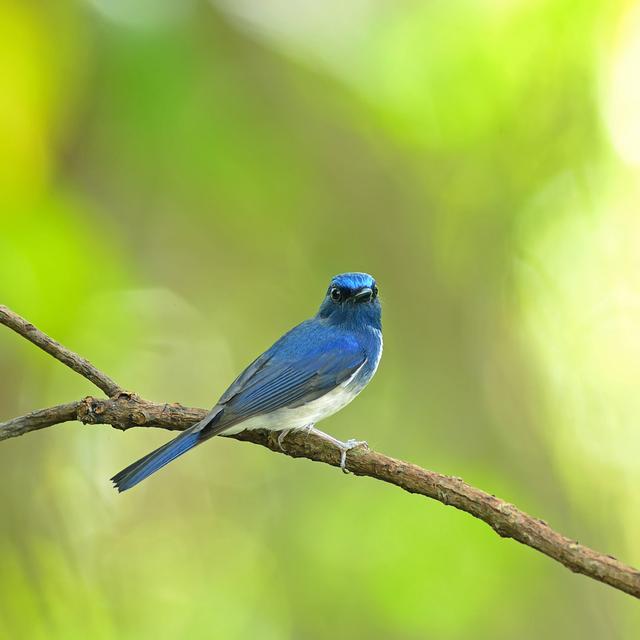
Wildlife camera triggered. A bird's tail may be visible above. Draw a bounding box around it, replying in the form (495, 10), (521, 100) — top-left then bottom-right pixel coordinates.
(111, 430), (200, 492)
(111, 409), (223, 492)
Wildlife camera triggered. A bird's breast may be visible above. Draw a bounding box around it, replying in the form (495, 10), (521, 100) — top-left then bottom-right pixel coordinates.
(220, 366), (363, 435)
(221, 327), (382, 436)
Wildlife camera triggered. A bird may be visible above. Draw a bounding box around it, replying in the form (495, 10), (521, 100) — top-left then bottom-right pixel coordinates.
(111, 272), (383, 492)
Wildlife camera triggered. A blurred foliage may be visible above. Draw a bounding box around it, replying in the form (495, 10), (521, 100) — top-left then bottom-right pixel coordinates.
(1, 0), (640, 638)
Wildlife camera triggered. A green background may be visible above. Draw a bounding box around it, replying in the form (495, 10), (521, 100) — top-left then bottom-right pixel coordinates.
(1, 1), (640, 638)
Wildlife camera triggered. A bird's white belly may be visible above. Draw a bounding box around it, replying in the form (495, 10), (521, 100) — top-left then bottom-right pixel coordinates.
(220, 381), (360, 436)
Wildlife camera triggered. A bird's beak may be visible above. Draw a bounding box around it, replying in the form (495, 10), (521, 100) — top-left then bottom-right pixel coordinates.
(353, 287), (373, 303)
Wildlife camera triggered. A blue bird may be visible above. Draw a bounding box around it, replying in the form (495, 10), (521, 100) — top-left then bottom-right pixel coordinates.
(111, 272), (383, 492)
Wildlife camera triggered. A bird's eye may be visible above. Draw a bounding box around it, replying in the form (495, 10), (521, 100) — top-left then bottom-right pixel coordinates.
(372, 285), (378, 298)
(330, 287), (342, 302)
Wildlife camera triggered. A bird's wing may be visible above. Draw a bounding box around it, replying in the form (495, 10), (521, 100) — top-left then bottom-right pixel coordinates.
(110, 324), (364, 491)
(215, 327), (366, 428)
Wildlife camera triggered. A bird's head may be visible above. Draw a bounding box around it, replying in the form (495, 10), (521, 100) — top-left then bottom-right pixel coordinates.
(318, 272), (381, 329)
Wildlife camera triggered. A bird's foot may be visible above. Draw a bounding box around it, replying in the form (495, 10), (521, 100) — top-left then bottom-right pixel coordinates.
(277, 424), (315, 451)
(277, 429), (291, 451)
(337, 439), (368, 473)
(307, 427), (368, 473)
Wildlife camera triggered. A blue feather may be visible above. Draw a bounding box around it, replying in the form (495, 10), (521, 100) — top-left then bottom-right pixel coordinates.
(330, 272), (375, 291)
(111, 430), (201, 492)
(110, 272), (382, 492)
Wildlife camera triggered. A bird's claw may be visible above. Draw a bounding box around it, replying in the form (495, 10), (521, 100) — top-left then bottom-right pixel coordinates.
(277, 429), (291, 451)
(337, 439), (368, 473)
(303, 427), (368, 473)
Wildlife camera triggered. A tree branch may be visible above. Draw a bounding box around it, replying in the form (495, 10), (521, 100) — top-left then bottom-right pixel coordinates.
(0, 305), (121, 397)
(1, 306), (639, 600)
(0, 401), (82, 440)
